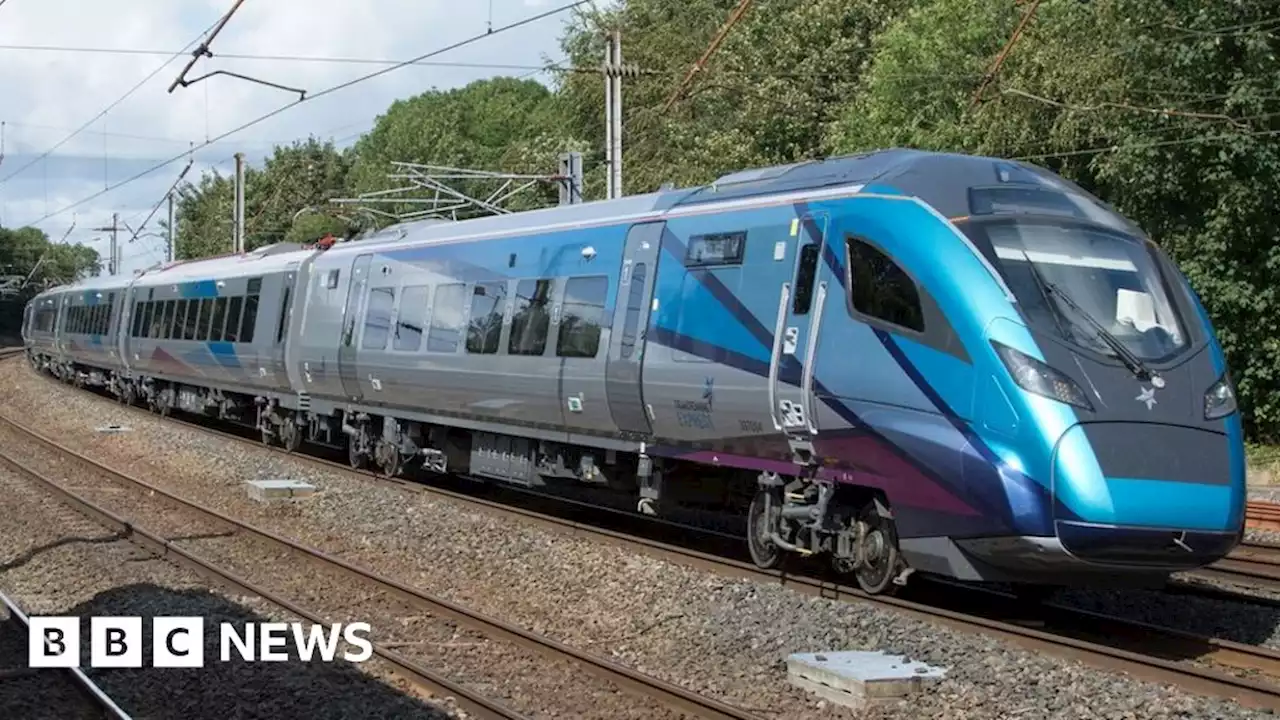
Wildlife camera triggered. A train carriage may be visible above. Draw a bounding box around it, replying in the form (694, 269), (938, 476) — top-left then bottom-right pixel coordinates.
(118, 245), (307, 417)
(23, 149), (1247, 594)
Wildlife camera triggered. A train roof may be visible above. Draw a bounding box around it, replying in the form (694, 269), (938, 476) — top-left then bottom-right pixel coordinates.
(129, 243), (316, 287)
(30, 149), (1136, 301)
(315, 148), (1134, 259)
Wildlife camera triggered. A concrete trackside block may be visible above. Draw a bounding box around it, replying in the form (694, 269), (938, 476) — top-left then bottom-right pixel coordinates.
(95, 424), (132, 433)
(786, 651), (946, 709)
(246, 479), (316, 502)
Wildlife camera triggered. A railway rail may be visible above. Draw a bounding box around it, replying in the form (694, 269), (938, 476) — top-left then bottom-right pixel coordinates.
(0, 413), (765, 720)
(1248, 502), (1280, 532)
(9, 356), (1280, 711)
(1193, 543), (1280, 595)
(0, 588), (134, 720)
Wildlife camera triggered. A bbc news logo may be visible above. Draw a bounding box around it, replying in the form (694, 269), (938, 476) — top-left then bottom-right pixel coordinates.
(28, 617), (373, 668)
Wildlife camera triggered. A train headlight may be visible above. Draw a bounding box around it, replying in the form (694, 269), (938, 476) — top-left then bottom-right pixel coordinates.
(992, 341), (1094, 411)
(1204, 373), (1237, 420)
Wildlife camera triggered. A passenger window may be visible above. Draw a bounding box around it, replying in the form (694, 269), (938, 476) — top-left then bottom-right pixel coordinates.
(467, 282), (507, 355)
(195, 299), (213, 341)
(170, 300), (187, 340)
(131, 302), (143, 337)
(394, 285), (429, 352)
(557, 276), (608, 358)
(847, 238), (925, 333)
(275, 287), (291, 344)
(427, 283), (465, 353)
(620, 265), (647, 359)
(792, 243), (820, 315)
(184, 300), (202, 340)
(156, 301), (170, 339)
(240, 294), (259, 343)
(509, 279), (553, 356)
(362, 286), (395, 350)
(225, 296), (243, 343)
(146, 302), (159, 338)
(210, 297), (227, 342)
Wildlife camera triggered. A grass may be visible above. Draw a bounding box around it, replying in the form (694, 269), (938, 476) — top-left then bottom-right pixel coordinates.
(1247, 443), (1280, 484)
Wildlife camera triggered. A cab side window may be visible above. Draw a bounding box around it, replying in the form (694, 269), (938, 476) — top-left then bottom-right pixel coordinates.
(847, 238), (925, 333)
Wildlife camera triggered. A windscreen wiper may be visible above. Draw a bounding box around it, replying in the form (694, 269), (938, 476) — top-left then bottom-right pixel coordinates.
(1040, 279), (1158, 383)
(1018, 249), (1073, 345)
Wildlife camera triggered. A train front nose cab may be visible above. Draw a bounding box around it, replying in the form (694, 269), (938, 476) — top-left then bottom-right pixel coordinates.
(961, 210), (1247, 566)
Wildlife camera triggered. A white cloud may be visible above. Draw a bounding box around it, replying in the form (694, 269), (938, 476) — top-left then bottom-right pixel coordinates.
(0, 0), (577, 276)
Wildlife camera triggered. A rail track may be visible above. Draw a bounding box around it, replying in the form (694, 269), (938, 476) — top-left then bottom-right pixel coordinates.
(1248, 502), (1280, 532)
(10, 356), (1280, 711)
(0, 413), (765, 720)
(0, 588), (134, 719)
(1193, 542), (1280, 595)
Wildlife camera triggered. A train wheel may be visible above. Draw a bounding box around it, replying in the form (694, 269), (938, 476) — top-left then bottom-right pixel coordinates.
(348, 436), (367, 470)
(376, 441), (402, 479)
(747, 488), (784, 570)
(854, 503), (901, 595)
(279, 417), (301, 454)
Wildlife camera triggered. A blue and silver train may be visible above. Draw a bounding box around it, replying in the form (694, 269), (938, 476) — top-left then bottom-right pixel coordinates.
(22, 149), (1245, 593)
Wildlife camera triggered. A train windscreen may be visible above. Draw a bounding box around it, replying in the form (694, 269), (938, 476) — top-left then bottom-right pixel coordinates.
(961, 217), (1189, 361)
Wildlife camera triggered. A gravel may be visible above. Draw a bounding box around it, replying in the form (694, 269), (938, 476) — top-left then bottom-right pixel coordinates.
(2, 358), (1278, 719)
(0, 602), (108, 719)
(0, 463), (463, 720)
(0, 423), (689, 720)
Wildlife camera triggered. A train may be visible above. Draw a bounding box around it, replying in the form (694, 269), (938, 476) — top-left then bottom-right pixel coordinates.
(21, 149), (1246, 595)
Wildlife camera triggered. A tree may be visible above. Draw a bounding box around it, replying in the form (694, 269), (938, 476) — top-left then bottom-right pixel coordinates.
(173, 170), (237, 260)
(244, 137), (354, 249)
(829, 0), (1280, 439)
(174, 137), (353, 260)
(347, 77), (582, 219)
(0, 225), (100, 300)
(554, 0), (916, 196)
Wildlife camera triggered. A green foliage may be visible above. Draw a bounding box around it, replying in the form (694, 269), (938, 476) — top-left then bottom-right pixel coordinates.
(174, 169), (236, 260)
(556, 0), (914, 195)
(348, 77), (582, 218)
(831, 0), (1280, 439)
(0, 225), (100, 294)
(285, 213), (348, 245)
(245, 137), (354, 249)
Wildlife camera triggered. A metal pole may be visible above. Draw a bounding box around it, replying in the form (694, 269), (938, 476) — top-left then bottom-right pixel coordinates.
(611, 30), (623, 198)
(603, 34), (615, 200)
(166, 191), (175, 263)
(233, 152), (245, 253)
(109, 212), (118, 276)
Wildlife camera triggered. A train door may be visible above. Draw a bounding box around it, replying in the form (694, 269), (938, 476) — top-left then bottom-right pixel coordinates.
(119, 284), (137, 373)
(605, 221), (664, 435)
(338, 254), (373, 401)
(269, 271), (296, 386)
(766, 213), (834, 454)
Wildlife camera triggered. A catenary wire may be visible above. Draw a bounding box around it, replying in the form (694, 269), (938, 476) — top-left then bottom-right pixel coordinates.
(15, 0), (590, 229)
(0, 17), (223, 186)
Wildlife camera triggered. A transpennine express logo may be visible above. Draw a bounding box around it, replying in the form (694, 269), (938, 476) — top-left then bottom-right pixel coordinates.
(28, 617), (373, 667)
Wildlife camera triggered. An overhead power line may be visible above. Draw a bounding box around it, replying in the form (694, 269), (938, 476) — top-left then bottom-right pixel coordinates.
(663, 0), (753, 113)
(0, 16), (222, 187)
(16, 0), (591, 229)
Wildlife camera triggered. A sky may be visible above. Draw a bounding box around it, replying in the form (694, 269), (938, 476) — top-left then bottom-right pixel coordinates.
(0, 0), (583, 276)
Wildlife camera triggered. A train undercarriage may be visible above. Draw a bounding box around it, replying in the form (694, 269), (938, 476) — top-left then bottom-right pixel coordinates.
(31, 353), (913, 595)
